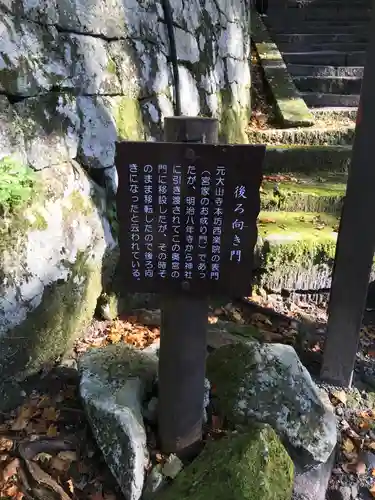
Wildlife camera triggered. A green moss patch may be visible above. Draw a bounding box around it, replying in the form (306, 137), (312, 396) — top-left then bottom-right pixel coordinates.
(157, 425), (294, 500)
(218, 89), (250, 144)
(112, 96), (144, 141)
(0, 156), (36, 216)
(256, 211), (339, 291)
(0, 251), (102, 381)
(248, 126), (355, 146)
(261, 172), (347, 213)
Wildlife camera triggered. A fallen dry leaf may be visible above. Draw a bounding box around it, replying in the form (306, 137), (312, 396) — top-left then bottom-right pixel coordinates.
(0, 437), (13, 452)
(34, 452), (52, 464)
(2, 484), (20, 498)
(42, 407), (60, 421)
(331, 390), (347, 406)
(67, 478), (74, 493)
(342, 461), (366, 475)
(342, 437), (356, 455)
(107, 331), (122, 344)
(50, 456), (71, 472)
(46, 424), (59, 437)
(58, 451), (77, 462)
(369, 484), (375, 498)
(208, 316), (218, 325)
(251, 313), (272, 326)
(2, 457), (20, 482)
(11, 405), (38, 431)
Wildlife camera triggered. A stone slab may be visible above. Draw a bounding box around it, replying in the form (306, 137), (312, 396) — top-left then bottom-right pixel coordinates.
(251, 12), (314, 128)
(301, 92), (360, 107)
(248, 126), (354, 146)
(294, 76), (362, 95)
(263, 145), (352, 174)
(288, 65), (364, 78)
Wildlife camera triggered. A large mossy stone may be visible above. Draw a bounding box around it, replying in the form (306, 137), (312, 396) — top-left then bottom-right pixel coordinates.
(0, 161), (115, 382)
(206, 342), (337, 464)
(157, 424), (294, 500)
(79, 343), (158, 500)
(256, 211), (339, 291)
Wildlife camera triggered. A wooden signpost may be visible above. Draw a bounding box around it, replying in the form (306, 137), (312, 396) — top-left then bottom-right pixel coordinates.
(320, 0), (375, 387)
(115, 116), (265, 456)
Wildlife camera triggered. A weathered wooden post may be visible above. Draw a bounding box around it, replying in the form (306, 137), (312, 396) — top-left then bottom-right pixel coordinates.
(115, 118), (265, 457)
(158, 117), (218, 457)
(320, 0), (375, 387)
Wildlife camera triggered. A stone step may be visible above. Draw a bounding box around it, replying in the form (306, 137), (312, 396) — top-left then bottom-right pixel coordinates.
(267, 21), (368, 34)
(311, 107), (358, 121)
(260, 171), (346, 214)
(274, 33), (369, 44)
(282, 51), (366, 66)
(255, 211), (340, 291)
(248, 126), (354, 146)
(267, 8), (370, 21)
(288, 64), (364, 78)
(294, 76), (362, 95)
(268, 0), (372, 6)
(301, 92), (360, 107)
(263, 145), (351, 174)
(278, 41), (368, 52)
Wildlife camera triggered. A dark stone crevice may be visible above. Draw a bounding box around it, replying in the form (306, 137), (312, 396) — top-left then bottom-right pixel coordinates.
(160, 0), (181, 116)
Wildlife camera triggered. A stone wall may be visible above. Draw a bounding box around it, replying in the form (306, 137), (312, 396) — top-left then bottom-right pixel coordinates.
(1, 0), (252, 192)
(0, 0), (251, 385)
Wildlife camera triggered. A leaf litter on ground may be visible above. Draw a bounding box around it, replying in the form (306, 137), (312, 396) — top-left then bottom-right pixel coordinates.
(0, 381), (124, 500)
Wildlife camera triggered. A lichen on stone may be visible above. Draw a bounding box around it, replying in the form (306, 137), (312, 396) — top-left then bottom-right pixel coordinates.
(206, 342), (337, 463)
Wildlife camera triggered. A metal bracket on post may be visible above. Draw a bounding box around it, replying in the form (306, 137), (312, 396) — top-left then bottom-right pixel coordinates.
(158, 117), (218, 458)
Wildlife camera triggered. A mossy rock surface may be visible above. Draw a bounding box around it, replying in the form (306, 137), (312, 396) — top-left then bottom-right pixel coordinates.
(248, 126), (354, 147)
(0, 161), (115, 381)
(206, 342), (337, 463)
(157, 424), (294, 500)
(79, 344), (158, 500)
(256, 211), (339, 291)
(260, 172), (346, 213)
(251, 11), (313, 128)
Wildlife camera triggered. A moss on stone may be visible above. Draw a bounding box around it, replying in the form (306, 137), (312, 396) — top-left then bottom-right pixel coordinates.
(251, 12), (314, 128)
(113, 96), (144, 141)
(260, 173), (346, 213)
(0, 165), (107, 381)
(0, 156), (38, 216)
(256, 211), (340, 290)
(106, 58), (117, 75)
(30, 211), (48, 230)
(0, 250), (102, 381)
(209, 320), (262, 341)
(79, 343), (157, 385)
(247, 127), (354, 146)
(157, 425), (294, 500)
(218, 89), (249, 144)
(258, 211), (338, 269)
(65, 189), (94, 218)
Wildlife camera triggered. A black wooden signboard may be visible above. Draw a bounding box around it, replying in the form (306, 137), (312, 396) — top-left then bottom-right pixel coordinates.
(115, 141), (265, 297)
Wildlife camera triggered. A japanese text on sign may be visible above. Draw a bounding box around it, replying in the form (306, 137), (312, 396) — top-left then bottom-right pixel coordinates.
(116, 142), (265, 296)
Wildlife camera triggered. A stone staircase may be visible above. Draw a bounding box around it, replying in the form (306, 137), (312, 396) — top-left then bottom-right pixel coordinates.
(255, 142), (347, 294)
(263, 0), (372, 108)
